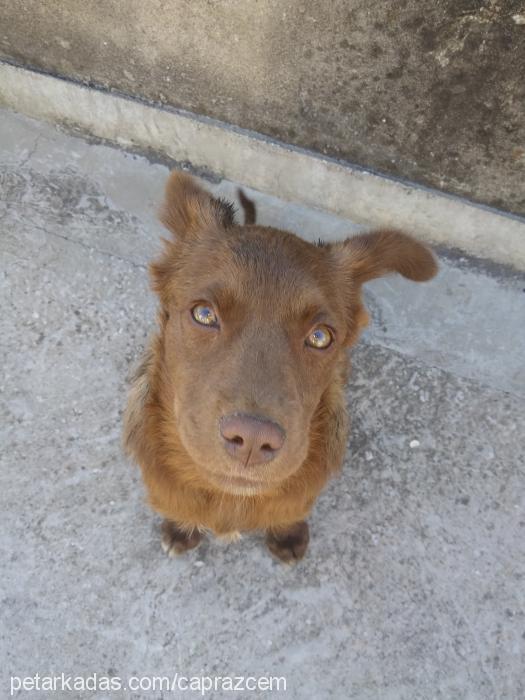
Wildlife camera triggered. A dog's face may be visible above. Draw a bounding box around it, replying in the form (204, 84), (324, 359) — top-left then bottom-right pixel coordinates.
(151, 172), (437, 496)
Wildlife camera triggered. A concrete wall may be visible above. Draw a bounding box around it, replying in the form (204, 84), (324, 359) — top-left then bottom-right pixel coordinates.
(1, 0), (524, 216)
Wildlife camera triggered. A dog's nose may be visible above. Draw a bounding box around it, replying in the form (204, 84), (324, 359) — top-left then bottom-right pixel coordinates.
(219, 414), (285, 466)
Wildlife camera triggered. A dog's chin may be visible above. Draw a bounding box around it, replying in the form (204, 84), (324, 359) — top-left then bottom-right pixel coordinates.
(180, 436), (306, 497)
(201, 468), (276, 497)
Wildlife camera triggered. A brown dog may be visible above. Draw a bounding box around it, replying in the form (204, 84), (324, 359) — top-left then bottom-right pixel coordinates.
(123, 171), (437, 563)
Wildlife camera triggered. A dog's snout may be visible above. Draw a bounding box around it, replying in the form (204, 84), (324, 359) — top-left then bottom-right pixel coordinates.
(219, 414), (285, 466)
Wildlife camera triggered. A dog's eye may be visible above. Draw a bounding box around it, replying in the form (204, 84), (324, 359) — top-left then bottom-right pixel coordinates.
(306, 325), (333, 349)
(191, 304), (218, 327)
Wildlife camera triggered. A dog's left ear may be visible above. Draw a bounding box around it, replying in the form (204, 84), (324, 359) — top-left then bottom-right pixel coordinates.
(332, 229), (437, 284)
(328, 229), (438, 345)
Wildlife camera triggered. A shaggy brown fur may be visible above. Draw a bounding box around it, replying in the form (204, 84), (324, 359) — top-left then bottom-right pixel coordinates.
(123, 171), (437, 562)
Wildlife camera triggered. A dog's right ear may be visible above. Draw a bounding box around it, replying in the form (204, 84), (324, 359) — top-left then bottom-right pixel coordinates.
(160, 171), (235, 240)
(151, 172), (235, 304)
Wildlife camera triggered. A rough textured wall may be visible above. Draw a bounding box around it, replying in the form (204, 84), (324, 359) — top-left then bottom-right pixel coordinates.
(1, 0), (524, 215)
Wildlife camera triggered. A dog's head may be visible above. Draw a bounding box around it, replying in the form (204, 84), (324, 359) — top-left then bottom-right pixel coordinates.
(150, 172), (437, 496)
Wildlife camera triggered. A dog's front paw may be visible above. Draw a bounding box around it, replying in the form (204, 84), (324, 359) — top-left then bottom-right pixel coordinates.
(161, 520), (202, 557)
(266, 521), (309, 563)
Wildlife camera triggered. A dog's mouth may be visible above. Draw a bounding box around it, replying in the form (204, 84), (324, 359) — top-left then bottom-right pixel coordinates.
(202, 468), (274, 496)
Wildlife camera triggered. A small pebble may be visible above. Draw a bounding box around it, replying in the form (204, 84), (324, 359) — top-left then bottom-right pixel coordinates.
(194, 560), (205, 567)
(409, 439), (420, 448)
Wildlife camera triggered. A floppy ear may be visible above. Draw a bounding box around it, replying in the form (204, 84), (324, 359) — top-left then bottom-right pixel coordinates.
(330, 229), (438, 345)
(334, 229), (437, 284)
(160, 170), (235, 239)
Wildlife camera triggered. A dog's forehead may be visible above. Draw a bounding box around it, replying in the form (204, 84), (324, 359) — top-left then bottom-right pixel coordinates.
(178, 225), (340, 317)
(227, 226), (325, 277)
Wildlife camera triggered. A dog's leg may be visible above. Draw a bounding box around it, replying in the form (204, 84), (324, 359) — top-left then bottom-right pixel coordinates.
(161, 519), (202, 557)
(265, 521), (309, 563)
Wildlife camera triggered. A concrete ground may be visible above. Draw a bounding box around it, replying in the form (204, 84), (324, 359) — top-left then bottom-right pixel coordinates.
(1, 108), (524, 700)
